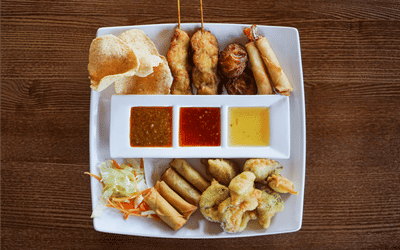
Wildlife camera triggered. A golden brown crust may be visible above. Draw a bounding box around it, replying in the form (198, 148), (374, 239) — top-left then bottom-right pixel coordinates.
(167, 29), (192, 95)
(191, 29), (219, 95)
(219, 43), (248, 79)
(160, 167), (201, 205)
(142, 187), (187, 231)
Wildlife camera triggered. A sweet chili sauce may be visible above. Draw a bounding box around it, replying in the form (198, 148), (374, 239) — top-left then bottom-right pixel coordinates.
(179, 107), (221, 147)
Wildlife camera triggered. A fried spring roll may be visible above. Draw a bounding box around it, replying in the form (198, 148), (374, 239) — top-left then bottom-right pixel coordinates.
(155, 181), (197, 219)
(245, 41), (274, 95)
(170, 159), (210, 192)
(142, 187), (187, 230)
(161, 167), (201, 205)
(167, 29), (192, 95)
(255, 36), (293, 96)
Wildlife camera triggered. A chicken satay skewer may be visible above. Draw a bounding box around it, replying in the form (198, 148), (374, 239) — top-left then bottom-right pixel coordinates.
(190, 0), (220, 95)
(250, 25), (293, 96)
(167, 0), (192, 95)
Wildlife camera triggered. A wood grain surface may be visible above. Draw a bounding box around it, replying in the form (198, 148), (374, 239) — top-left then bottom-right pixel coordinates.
(1, 0), (400, 249)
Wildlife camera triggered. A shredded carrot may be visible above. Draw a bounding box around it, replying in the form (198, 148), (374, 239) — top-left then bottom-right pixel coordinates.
(112, 159), (121, 169)
(84, 172), (102, 182)
(140, 158), (144, 169)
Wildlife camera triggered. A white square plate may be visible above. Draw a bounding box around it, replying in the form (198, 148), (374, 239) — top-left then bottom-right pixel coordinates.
(89, 23), (306, 238)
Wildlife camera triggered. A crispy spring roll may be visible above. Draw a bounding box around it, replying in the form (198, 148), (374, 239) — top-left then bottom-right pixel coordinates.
(245, 41), (274, 95)
(170, 159), (210, 192)
(142, 187), (187, 230)
(161, 167), (201, 205)
(255, 35), (293, 96)
(155, 181), (197, 219)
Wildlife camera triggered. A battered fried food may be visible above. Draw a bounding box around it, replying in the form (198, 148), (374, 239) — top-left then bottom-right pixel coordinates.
(225, 69), (257, 95)
(199, 179), (230, 222)
(167, 29), (192, 95)
(267, 174), (298, 195)
(191, 29), (219, 95)
(243, 158), (283, 183)
(257, 187), (284, 229)
(228, 171), (261, 206)
(218, 196), (259, 233)
(219, 43), (247, 79)
(203, 159), (240, 186)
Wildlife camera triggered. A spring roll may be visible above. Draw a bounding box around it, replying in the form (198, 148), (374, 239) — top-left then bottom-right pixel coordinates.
(142, 187), (187, 230)
(155, 181), (197, 219)
(255, 37), (293, 96)
(161, 167), (201, 205)
(170, 159), (210, 192)
(245, 41), (274, 95)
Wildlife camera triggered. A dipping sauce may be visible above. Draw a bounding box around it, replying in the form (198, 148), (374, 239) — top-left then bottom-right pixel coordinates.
(130, 106), (172, 147)
(229, 107), (270, 146)
(179, 107), (221, 147)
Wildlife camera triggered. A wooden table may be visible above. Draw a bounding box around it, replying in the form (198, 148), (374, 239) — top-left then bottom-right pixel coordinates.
(2, 0), (400, 249)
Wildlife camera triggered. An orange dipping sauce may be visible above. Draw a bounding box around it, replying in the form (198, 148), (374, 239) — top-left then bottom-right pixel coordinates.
(130, 106), (172, 147)
(179, 107), (221, 147)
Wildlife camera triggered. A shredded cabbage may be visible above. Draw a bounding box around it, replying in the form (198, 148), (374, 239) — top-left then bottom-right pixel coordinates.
(91, 159), (147, 218)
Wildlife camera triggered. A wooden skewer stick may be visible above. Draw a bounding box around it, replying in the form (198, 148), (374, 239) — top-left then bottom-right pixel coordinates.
(200, 0), (204, 31)
(177, 0), (181, 29)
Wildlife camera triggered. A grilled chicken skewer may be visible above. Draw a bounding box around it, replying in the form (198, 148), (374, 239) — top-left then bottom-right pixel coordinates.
(190, 0), (219, 95)
(167, 0), (192, 94)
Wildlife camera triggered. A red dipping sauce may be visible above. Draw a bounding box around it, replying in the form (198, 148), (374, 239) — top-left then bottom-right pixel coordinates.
(179, 107), (221, 147)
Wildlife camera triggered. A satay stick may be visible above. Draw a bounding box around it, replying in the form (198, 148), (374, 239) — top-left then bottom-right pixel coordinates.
(200, 0), (204, 31)
(161, 167), (201, 205)
(170, 159), (210, 192)
(142, 187), (187, 231)
(155, 181), (197, 219)
(177, 0), (181, 29)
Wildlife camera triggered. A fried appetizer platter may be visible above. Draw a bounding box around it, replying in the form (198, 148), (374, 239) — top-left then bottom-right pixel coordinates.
(199, 158), (298, 233)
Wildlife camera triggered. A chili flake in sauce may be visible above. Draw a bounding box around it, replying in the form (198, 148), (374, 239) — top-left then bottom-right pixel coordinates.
(179, 107), (221, 147)
(130, 106), (172, 147)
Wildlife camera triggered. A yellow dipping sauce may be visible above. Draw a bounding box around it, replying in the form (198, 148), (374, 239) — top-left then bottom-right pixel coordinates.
(228, 107), (270, 146)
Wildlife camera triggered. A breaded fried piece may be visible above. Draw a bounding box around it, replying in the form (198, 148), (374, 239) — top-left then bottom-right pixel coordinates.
(167, 29), (192, 95)
(205, 159), (240, 186)
(228, 171), (259, 206)
(257, 187), (284, 229)
(243, 158), (283, 183)
(218, 196), (259, 233)
(199, 179), (229, 222)
(191, 29), (219, 95)
(267, 174), (298, 195)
